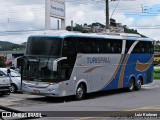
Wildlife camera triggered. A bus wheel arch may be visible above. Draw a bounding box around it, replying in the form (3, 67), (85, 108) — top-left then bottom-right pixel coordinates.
(75, 82), (87, 100)
(135, 76), (143, 91)
(127, 77), (135, 92)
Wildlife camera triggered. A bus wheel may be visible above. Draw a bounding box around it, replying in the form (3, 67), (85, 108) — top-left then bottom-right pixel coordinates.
(127, 78), (134, 92)
(75, 84), (85, 100)
(135, 78), (142, 91)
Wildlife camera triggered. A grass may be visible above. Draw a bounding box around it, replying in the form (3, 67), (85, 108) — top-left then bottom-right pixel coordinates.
(154, 73), (160, 80)
(154, 68), (160, 80)
(154, 68), (160, 73)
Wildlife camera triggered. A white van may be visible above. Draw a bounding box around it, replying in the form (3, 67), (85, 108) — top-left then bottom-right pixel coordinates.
(0, 70), (10, 95)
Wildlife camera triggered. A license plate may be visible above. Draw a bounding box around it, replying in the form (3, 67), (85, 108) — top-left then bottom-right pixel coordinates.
(33, 90), (40, 94)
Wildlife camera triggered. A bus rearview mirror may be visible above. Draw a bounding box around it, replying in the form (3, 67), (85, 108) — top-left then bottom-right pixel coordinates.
(53, 57), (67, 71)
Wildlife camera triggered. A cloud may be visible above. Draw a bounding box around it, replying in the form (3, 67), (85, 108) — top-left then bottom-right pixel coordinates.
(0, 0), (44, 5)
(0, 0), (160, 43)
(72, 11), (85, 24)
(112, 11), (135, 26)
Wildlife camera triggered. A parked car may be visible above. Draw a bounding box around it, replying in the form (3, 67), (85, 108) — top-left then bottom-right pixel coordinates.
(0, 68), (21, 93)
(0, 69), (10, 95)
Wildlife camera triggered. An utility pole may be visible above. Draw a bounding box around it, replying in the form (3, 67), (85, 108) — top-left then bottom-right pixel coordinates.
(106, 0), (109, 29)
(71, 20), (73, 31)
(57, 20), (60, 30)
(141, 4), (144, 13)
(93, 0), (110, 30)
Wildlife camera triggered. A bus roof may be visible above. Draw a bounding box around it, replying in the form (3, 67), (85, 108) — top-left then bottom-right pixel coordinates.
(29, 30), (153, 42)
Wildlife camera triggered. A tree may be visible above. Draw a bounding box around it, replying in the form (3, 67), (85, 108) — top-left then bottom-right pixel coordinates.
(0, 56), (6, 67)
(66, 26), (71, 31)
(73, 24), (83, 32)
(84, 23), (87, 26)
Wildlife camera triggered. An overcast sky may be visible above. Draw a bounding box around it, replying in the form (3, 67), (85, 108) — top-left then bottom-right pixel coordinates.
(0, 0), (160, 44)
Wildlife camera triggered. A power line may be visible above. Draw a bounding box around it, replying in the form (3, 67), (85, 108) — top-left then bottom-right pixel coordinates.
(0, 29), (46, 34)
(131, 27), (160, 29)
(110, 0), (120, 18)
(0, 8), (105, 23)
(0, 0), (158, 16)
(0, 0), (159, 30)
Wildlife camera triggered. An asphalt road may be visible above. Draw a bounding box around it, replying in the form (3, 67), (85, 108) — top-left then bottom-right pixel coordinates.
(1, 80), (160, 120)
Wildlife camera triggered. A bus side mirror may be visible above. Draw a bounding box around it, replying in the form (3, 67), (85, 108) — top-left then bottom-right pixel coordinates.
(53, 57), (67, 71)
(53, 61), (58, 72)
(13, 56), (23, 68)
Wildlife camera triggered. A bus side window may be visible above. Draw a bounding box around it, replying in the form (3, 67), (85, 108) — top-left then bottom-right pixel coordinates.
(150, 42), (154, 53)
(91, 40), (99, 53)
(107, 43), (112, 53)
(126, 40), (134, 54)
(62, 40), (76, 55)
(61, 38), (77, 80)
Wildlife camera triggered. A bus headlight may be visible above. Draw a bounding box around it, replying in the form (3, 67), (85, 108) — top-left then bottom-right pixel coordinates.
(48, 89), (55, 92)
(23, 80), (27, 83)
(49, 82), (56, 85)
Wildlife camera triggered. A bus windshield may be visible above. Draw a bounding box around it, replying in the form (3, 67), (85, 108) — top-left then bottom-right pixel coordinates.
(26, 37), (62, 56)
(22, 57), (59, 82)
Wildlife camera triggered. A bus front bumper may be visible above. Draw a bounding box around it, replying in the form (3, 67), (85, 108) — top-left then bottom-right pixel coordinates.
(22, 83), (61, 97)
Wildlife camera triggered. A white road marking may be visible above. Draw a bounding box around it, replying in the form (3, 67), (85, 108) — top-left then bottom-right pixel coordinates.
(142, 84), (159, 89)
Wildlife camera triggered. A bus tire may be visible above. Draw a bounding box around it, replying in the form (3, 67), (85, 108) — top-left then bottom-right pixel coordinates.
(135, 78), (142, 91)
(75, 83), (86, 100)
(127, 78), (135, 92)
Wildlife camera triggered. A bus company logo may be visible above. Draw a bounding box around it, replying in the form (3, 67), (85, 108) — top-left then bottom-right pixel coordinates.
(2, 112), (12, 117)
(87, 57), (111, 64)
(2, 112), (42, 118)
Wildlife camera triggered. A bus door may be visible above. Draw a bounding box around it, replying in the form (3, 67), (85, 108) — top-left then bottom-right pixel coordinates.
(60, 37), (77, 94)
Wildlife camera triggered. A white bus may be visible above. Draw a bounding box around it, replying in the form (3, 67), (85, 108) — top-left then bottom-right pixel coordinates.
(21, 31), (154, 100)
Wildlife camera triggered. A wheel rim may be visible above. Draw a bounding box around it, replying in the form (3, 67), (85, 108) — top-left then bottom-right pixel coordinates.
(137, 79), (142, 89)
(10, 85), (15, 93)
(129, 80), (134, 91)
(77, 87), (83, 98)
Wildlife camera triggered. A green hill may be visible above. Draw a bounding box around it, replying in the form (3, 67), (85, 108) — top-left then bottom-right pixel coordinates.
(0, 41), (25, 51)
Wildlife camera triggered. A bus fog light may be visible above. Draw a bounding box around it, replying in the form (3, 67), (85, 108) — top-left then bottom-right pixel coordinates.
(49, 82), (56, 85)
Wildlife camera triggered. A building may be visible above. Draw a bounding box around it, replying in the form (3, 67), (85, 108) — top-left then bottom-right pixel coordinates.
(0, 50), (24, 67)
